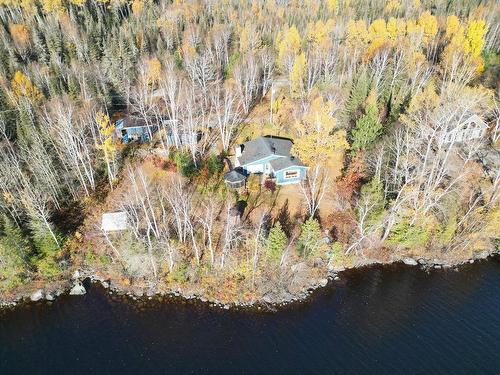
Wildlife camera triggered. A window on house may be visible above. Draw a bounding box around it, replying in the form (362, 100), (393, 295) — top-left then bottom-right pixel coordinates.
(284, 170), (299, 179)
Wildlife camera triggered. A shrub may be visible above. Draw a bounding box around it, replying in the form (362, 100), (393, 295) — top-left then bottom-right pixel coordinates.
(387, 218), (430, 249)
(174, 150), (198, 177)
(206, 153), (224, 175)
(264, 179), (276, 193)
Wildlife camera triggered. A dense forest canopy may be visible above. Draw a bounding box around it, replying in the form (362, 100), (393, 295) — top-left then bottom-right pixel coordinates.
(0, 0), (498, 299)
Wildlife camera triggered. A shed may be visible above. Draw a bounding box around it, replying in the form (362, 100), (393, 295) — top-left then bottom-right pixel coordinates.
(224, 168), (247, 189)
(101, 212), (129, 232)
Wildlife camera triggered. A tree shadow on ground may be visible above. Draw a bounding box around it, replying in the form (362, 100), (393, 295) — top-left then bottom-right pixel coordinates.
(51, 200), (85, 236)
(275, 199), (294, 237)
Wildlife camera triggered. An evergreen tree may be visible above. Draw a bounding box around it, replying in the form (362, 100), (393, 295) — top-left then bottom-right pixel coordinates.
(30, 218), (63, 278)
(357, 177), (386, 228)
(206, 153), (224, 175)
(297, 218), (323, 257)
(344, 70), (370, 121)
(351, 91), (383, 152)
(0, 215), (31, 288)
(266, 222), (287, 262)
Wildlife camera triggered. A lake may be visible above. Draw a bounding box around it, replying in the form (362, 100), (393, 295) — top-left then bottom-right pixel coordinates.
(1, 258), (499, 375)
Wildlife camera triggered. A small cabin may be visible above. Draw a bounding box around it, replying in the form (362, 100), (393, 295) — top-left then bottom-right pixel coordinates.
(230, 136), (308, 186)
(116, 115), (157, 143)
(165, 128), (201, 148)
(443, 114), (489, 144)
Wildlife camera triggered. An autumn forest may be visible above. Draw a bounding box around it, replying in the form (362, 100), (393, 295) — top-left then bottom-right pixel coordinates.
(0, 0), (498, 304)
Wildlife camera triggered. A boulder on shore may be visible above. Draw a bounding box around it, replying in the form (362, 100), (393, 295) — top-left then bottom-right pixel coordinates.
(30, 289), (44, 302)
(403, 257), (418, 266)
(473, 250), (489, 260)
(69, 282), (86, 296)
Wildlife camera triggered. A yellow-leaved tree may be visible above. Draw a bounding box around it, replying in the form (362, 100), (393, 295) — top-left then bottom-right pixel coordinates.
(326, 0), (337, 13)
(384, 0), (401, 13)
(445, 15), (461, 38)
(276, 25), (301, 73)
(239, 22), (260, 53)
(96, 111), (118, 189)
(146, 57), (162, 85)
(292, 96), (349, 216)
(366, 18), (389, 56)
(289, 53), (306, 97)
(306, 19), (334, 50)
(386, 17), (406, 40)
(132, 0), (144, 15)
(464, 19), (487, 59)
(442, 16), (487, 73)
(292, 97), (349, 175)
(40, 0), (63, 13)
(346, 19), (368, 48)
(11, 71), (43, 103)
(417, 11), (438, 43)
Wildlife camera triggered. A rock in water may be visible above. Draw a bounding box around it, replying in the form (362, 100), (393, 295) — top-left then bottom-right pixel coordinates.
(69, 282), (86, 296)
(318, 278), (328, 287)
(45, 293), (55, 301)
(403, 257), (418, 266)
(30, 289), (44, 302)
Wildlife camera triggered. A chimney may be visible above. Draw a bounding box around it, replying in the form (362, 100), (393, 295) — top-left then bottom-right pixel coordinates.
(235, 144), (243, 157)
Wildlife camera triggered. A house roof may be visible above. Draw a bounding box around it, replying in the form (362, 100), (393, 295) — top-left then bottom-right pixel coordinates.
(101, 212), (129, 232)
(116, 114), (172, 129)
(237, 136), (300, 166)
(224, 168), (248, 183)
(463, 114), (488, 128)
(116, 116), (146, 129)
(269, 155), (306, 171)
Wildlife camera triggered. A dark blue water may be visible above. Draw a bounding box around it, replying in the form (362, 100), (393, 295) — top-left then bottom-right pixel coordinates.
(1, 258), (499, 375)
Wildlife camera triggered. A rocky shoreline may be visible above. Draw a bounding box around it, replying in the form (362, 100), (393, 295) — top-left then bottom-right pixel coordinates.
(1, 250), (497, 311)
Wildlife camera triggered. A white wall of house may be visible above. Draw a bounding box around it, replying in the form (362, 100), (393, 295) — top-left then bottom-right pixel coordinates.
(245, 164), (264, 173)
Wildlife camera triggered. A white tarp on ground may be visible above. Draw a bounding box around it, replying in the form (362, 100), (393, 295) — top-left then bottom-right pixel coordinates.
(101, 212), (129, 232)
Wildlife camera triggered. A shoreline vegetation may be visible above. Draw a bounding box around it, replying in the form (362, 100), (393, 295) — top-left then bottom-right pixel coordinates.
(0, 1), (499, 311)
(1, 250), (498, 310)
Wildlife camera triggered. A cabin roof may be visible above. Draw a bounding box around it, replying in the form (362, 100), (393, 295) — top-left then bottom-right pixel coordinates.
(269, 155), (306, 171)
(237, 136), (301, 166)
(116, 116), (149, 129)
(116, 114), (175, 129)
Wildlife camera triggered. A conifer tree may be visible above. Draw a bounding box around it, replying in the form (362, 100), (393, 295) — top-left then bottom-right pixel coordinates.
(297, 218), (323, 257)
(351, 91), (382, 152)
(0, 215), (31, 288)
(266, 222), (287, 262)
